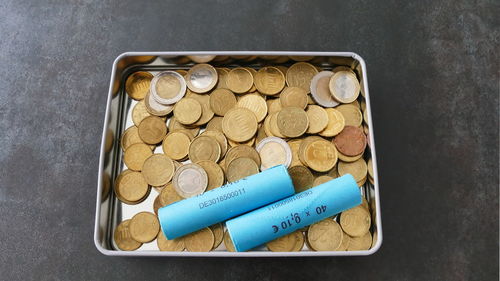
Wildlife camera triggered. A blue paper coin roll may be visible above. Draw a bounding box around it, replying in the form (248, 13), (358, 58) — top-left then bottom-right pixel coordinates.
(158, 165), (295, 239)
(225, 174), (362, 252)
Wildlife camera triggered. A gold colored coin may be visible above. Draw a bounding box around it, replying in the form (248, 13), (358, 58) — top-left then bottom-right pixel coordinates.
(275, 65), (288, 75)
(308, 219), (343, 251)
(313, 175), (334, 186)
(222, 108), (258, 142)
(306, 105), (329, 134)
(298, 136), (323, 166)
(114, 220), (142, 251)
(347, 232), (372, 251)
(189, 135), (221, 163)
(210, 223), (224, 249)
(159, 183), (182, 206)
(335, 104), (362, 127)
(338, 158), (367, 182)
(201, 130), (228, 158)
(266, 231), (304, 252)
(338, 150), (363, 162)
(141, 154), (175, 187)
(263, 114), (274, 137)
(173, 98), (202, 125)
(129, 212), (160, 243)
(329, 71), (360, 103)
(157, 231), (185, 251)
(125, 71), (153, 100)
(288, 165), (314, 193)
(276, 107), (309, 138)
(303, 138), (338, 172)
(340, 205), (371, 237)
(254, 66), (286, 95)
(138, 116), (167, 144)
(236, 94), (268, 122)
(338, 231), (350, 251)
(121, 126), (156, 151)
(196, 160), (225, 190)
(287, 139), (303, 167)
(267, 98), (282, 114)
(209, 88), (237, 116)
(286, 62), (318, 93)
(225, 145), (261, 169)
(226, 157), (259, 182)
(123, 143), (153, 171)
(226, 67), (254, 94)
(319, 108), (345, 137)
(114, 170), (150, 204)
(132, 100), (152, 126)
(206, 116), (223, 132)
(216, 68), (229, 89)
(184, 227), (215, 252)
(280, 87), (308, 109)
(223, 230), (236, 252)
(187, 91), (215, 126)
(162, 131), (191, 161)
(246, 67), (258, 92)
(269, 112), (285, 138)
(186, 64), (218, 93)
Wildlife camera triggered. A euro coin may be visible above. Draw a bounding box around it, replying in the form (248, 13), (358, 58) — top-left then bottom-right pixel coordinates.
(227, 67), (254, 94)
(333, 126), (367, 156)
(347, 232), (372, 251)
(162, 131), (191, 161)
(338, 158), (367, 182)
(129, 212), (160, 243)
(254, 66), (285, 95)
(311, 74), (336, 108)
(215, 68), (230, 89)
(306, 105), (329, 134)
(287, 139), (303, 167)
(114, 170), (150, 204)
(201, 130), (228, 158)
(340, 205), (371, 237)
(226, 157), (259, 182)
(313, 175), (333, 186)
(329, 71), (360, 103)
(114, 220), (142, 251)
(222, 108), (258, 142)
(224, 145), (261, 169)
(172, 163), (208, 198)
(144, 91), (174, 116)
(138, 116), (167, 145)
(303, 137), (338, 172)
(308, 219), (343, 251)
(141, 154), (175, 187)
(209, 88), (236, 116)
(151, 71), (186, 105)
(223, 230), (236, 252)
(189, 135), (221, 163)
(125, 71), (153, 100)
(159, 183), (182, 206)
(186, 92), (215, 126)
(276, 107), (309, 138)
(319, 108), (345, 137)
(186, 64), (218, 93)
(286, 62), (318, 93)
(280, 87), (308, 109)
(335, 104), (362, 127)
(236, 94), (268, 122)
(256, 137), (292, 170)
(123, 143), (153, 171)
(173, 98), (202, 125)
(288, 165), (314, 193)
(184, 227), (215, 252)
(196, 160), (225, 190)
(132, 100), (152, 126)
(210, 223), (224, 249)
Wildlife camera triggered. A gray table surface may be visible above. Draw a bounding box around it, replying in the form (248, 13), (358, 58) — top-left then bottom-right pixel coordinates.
(0, 0), (498, 280)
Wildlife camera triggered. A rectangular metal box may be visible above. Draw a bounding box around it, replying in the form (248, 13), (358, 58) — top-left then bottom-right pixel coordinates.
(94, 51), (382, 257)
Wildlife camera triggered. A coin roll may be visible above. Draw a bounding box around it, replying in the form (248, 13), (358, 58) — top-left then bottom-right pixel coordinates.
(225, 174), (361, 252)
(158, 165), (294, 239)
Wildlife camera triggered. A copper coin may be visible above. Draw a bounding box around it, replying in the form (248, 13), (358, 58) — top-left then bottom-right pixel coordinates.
(333, 126), (367, 156)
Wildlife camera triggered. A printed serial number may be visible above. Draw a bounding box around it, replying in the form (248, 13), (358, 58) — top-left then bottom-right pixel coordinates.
(199, 188), (246, 209)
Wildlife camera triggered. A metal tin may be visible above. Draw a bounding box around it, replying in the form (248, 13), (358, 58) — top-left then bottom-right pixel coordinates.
(94, 51), (383, 257)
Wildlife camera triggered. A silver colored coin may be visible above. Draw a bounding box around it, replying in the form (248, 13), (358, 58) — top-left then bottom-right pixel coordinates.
(329, 71), (360, 103)
(310, 71), (339, 108)
(150, 71), (187, 105)
(172, 163), (208, 198)
(186, 64), (218, 93)
(255, 136), (292, 170)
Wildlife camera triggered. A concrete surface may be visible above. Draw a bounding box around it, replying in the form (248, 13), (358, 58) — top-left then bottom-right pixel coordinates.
(0, 0), (498, 280)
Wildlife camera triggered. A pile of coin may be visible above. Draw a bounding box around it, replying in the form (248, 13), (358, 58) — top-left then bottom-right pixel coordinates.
(113, 59), (376, 252)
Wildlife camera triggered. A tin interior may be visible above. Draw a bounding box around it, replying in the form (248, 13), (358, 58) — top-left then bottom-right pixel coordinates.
(95, 52), (382, 257)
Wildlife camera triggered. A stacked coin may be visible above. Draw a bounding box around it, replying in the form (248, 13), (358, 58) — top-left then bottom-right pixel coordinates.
(113, 61), (375, 252)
